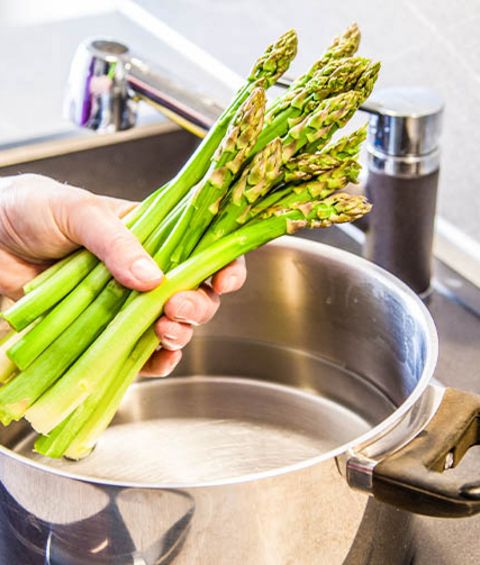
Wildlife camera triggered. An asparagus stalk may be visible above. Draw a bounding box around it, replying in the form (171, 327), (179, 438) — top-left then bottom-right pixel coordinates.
(303, 61), (380, 154)
(23, 250), (84, 294)
(280, 90), (362, 162)
(0, 331), (20, 384)
(253, 56), (370, 156)
(309, 23), (361, 72)
(35, 328), (157, 459)
(25, 193), (371, 435)
(283, 124), (366, 182)
(236, 158), (361, 231)
(154, 87), (266, 270)
(248, 29), (298, 87)
(0, 276), (130, 425)
(3, 31), (298, 332)
(255, 163), (361, 220)
(8, 194), (189, 371)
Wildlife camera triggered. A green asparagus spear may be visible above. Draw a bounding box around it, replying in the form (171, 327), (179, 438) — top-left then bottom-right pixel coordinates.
(267, 23), (361, 117)
(283, 124), (366, 182)
(248, 29), (298, 87)
(254, 57), (371, 155)
(156, 87), (266, 270)
(25, 193), (371, 435)
(309, 23), (361, 72)
(34, 328), (157, 459)
(237, 158), (361, 230)
(281, 90), (363, 161)
(266, 56), (370, 125)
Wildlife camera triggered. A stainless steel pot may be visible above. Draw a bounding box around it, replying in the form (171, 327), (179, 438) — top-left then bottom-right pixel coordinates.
(1, 237), (479, 565)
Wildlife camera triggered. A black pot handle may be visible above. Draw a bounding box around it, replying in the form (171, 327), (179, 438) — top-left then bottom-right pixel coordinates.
(372, 387), (480, 518)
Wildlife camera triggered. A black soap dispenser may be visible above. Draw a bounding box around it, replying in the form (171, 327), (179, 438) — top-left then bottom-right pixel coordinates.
(362, 87), (444, 296)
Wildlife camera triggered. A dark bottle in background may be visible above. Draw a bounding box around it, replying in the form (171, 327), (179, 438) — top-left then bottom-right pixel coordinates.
(362, 87), (444, 296)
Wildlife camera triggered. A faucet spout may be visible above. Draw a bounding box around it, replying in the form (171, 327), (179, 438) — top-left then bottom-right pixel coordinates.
(64, 38), (223, 136)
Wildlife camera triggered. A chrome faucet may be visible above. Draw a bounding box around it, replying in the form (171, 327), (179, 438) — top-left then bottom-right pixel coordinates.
(64, 38), (224, 137)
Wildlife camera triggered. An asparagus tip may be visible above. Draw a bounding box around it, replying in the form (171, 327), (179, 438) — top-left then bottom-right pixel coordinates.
(214, 86), (266, 174)
(249, 29), (298, 88)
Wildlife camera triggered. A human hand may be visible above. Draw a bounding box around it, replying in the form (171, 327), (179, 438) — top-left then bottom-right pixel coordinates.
(0, 174), (246, 375)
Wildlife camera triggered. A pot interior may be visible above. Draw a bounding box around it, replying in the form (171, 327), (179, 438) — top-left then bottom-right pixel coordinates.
(2, 238), (436, 486)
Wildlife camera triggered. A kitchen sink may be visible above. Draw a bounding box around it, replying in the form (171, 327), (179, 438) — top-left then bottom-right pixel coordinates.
(1, 123), (480, 564)
(0, 123), (200, 201)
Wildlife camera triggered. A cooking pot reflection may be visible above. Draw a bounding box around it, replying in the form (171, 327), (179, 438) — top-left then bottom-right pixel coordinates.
(0, 466), (194, 564)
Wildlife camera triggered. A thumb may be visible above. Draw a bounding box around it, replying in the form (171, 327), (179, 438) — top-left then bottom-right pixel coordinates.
(66, 198), (163, 292)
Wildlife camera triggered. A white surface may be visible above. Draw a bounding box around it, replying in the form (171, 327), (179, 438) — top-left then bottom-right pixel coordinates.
(0, 0), (116, 25)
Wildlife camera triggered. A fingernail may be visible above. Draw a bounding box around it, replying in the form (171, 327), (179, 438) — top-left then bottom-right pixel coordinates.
(220, 275), (238, 294)
(130, 257), (162, 282)
(175, 300), (195, 322)
(161, 334), (182, 351)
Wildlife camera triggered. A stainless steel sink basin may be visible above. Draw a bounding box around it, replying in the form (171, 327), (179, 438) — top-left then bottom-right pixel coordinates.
(1, 122), (480, 564)
(0, 123), (200, 201)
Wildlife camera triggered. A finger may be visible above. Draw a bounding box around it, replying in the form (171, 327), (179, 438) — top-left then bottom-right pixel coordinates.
(64, 198), (163, 291)
(140, 348), (182, 377)
(154, 317), (193, 350)
(101, 195), (138, 219)
(164, 283), (220, 325)
(211, 256), (247, 294)
(0, 248), (45, 300)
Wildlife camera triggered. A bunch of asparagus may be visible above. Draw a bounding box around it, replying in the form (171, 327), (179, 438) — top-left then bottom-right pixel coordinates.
(0, 23), (379, 460)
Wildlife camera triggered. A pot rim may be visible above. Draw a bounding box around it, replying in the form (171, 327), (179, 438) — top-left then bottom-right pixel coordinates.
(0, 237), (438, 489)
